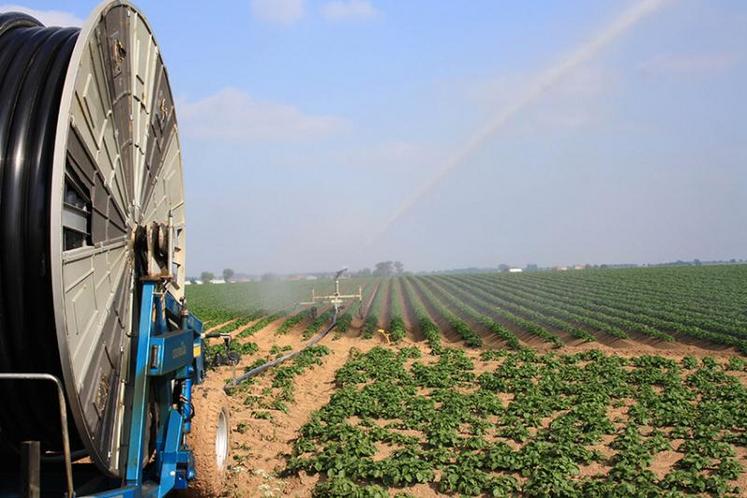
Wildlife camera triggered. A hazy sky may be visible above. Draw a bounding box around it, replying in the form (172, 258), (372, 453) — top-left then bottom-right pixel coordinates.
(11, 0), (747, 274)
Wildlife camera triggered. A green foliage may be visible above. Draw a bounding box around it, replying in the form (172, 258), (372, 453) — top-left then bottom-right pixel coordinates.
(189, 265), (747, 354)
(285, 345), (747, 497)
(404, 276), (481, 348)
(311, 476), (388, 498)
(388, 316), (406, 342)
(726, 356), (745, 371)
(304, 310), (335, 339)
(360, 279), (387, 339)
(336, 311), (353, 333)
(277, 309), (311, 334)
(386, 279), (407, 343)
(271, 346), (330, 402)
(236, 345), (330, 415)
(682, 355), (698, 369)
(237, 313), (284, 338)
(270, 344), (293, 356)
(453, 265), (747, 350)
(188, 266), (747, 496)
(235, 341), (259, 355)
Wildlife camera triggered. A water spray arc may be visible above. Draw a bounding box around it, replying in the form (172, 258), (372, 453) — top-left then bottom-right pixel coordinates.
(372, 0), (671, 244)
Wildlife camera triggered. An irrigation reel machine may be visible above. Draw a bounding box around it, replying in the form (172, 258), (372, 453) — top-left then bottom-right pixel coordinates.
(0, 1), (229, 496)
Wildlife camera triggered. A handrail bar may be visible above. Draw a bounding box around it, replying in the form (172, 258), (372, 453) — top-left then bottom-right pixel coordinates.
(0, 373), (74, 497)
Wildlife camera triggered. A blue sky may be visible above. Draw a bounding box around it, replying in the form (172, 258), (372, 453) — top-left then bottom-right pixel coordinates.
(8, 0), (747, 273)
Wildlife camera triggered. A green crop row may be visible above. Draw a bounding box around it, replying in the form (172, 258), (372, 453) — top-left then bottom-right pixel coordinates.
(285, 345), (747, 497)
(388, 279), (406, 343)
(406, 276), (482, 347)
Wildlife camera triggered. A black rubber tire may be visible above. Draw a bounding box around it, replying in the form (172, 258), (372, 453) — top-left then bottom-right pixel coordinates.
(185, 387), (231, 497)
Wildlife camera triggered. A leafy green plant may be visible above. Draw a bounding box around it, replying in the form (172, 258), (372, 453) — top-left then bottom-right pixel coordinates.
(285, 344), (747, 496)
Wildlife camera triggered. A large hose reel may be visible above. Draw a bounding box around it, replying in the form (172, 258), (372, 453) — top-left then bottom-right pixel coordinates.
(0, 1), (186, 477)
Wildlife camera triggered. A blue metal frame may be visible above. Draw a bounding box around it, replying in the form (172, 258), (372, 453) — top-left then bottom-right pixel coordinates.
(93, 281), (205, 497)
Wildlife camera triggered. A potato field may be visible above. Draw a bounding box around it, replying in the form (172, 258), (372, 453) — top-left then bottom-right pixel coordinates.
(187, 265), (747, 497)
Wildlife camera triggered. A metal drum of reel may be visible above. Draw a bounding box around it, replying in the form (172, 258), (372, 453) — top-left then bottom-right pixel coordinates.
(0, 2), (225, 496)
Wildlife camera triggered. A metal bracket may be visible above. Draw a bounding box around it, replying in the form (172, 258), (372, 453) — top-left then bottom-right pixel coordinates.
(0, 278), (203, 497)
(119, 281), (204, 497)
(0, 374), (74, 497)
(300, 268), (362, 314)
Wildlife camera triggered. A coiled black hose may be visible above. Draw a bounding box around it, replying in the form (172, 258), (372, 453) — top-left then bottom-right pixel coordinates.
(0, 12), (82, 455)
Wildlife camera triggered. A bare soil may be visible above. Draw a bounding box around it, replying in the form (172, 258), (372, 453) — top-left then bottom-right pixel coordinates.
(200, 320), (746, 497)
(202, 321), (392, 497)
(407, 279), (464, 345)
(394, 279), (419, 340)
(380, 279), (393, 329)
(206, 319), (238, 334)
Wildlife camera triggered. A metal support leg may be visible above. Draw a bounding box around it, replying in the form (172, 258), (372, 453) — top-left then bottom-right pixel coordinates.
(0, 374), (74, 497)
(154, 292), (167, 334)
(155, 409), (185, 493)
(182, 371), (194, 435)
(21, 441), (40, 498)
(96, 281), (202, 496)
(125, 281), (156, 485)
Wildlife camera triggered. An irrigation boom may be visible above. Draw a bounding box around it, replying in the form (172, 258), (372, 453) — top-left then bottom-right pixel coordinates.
(301, 268), (363, 313)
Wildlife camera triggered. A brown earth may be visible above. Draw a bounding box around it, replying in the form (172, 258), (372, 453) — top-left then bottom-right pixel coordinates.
(201, 319), (396, 496)
(198, 319), (746, 497)
(206, 319), (238, 334)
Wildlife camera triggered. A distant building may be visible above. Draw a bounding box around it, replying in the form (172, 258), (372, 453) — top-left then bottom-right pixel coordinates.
(209, 278), (226, 284)
(573, 265), (586, 270)
(508, 268), (523, 273)
(194, 280), (204, 285)
(185, 281), (192, 286)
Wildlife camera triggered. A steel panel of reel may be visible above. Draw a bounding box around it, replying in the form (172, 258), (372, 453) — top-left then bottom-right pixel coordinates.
(49, 1), (186, 475)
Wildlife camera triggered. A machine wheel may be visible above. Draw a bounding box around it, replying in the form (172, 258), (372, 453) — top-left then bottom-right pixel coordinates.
(187, 387), (231, 496)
